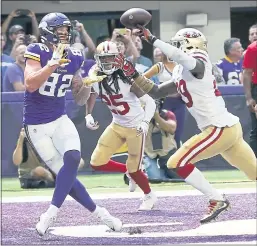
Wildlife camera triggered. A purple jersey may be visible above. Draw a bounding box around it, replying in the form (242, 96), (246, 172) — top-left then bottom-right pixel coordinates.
(3, 63), (24, 92)
(216, 57), (243, 85)
(80, 59), (95, 78)
(23, 43), (84, 125)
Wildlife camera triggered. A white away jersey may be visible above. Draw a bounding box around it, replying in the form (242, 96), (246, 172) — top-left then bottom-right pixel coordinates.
(174, 50), (239, 130)
(89, 65), (145, 128)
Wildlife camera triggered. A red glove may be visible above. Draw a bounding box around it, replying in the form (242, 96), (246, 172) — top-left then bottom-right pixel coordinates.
(114, 53), (139, 78)
(135, 25), (157, 45)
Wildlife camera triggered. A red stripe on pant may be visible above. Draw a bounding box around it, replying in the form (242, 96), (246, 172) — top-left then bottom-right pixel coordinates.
(177, 127), (224, 168)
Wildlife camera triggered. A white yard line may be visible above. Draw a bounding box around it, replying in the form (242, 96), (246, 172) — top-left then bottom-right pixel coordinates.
(2, 187), (256, 203)
(189, 242), (257, 245)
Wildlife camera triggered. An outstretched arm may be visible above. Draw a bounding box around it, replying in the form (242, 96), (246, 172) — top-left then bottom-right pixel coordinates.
(115, 53), (178, 99)
(137, 27), (205, 79)
(152, 39), (205, 78)
(133, 75), (177, 99)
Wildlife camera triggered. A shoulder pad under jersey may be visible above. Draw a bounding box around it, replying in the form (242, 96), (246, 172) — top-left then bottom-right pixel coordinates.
(68, 47), (84, 68)
(24, 43), (50, 62)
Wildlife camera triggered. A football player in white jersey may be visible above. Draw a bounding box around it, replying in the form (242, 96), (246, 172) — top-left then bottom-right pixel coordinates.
(113, 26), (257, 223)
(84, 41), (157, 210)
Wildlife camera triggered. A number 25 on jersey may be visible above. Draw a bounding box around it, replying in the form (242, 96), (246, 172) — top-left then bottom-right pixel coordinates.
(101, 94), (130, 115)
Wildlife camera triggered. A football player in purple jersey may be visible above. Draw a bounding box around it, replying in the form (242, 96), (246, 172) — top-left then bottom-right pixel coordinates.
(23, 12), (122, 236)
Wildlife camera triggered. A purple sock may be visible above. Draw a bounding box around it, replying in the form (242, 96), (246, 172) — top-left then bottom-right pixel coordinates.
(69, 179), (96, 212)
(51, 150), (80, 208)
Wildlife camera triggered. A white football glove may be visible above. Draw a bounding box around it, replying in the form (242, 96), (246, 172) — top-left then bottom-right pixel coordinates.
(47, 43), (70, 67)
(85, 114), (99, 130)
(136, 120), (149, 136)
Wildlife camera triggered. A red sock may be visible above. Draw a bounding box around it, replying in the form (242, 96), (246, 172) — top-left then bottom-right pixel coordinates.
(129, 170), (151, 194)
(177, 163), (195, 179)
(91, 159), (127, 173)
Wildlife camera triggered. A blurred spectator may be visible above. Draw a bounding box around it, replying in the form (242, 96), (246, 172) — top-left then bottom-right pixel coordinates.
(143, 99), (183, 183)
(111, 28), (139, 63)
(96, 35), (110, 46)
(143, 47), (186, 148)
(242, 24), (257, 57)
(153, 46), (163, 63)
(71, 20), (96, 58)
(1, 31), (15, 91)
(132, 31), (153, 73)
(242, 40), (257, 157)
(13, 128), (56, 189)
(3, 44), (26, 92)
(216, 38), (243, 85)
(2, 9), (39, 56)
(248, 24), (257, 44)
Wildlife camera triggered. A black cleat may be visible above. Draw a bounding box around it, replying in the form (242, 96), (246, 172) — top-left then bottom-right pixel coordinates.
(200, 197), (230, 224)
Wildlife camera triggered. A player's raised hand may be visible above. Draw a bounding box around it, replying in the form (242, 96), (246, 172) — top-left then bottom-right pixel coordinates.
(135, 25), (156, 45)
(113, 53), (138, 78)
(48, 43), (71, 67)
(82, 70), (107, 86)
(85, 114), (99, 130)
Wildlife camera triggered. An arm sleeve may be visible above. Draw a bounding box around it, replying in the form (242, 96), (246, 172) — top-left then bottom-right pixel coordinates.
(153, 39), (197, 70)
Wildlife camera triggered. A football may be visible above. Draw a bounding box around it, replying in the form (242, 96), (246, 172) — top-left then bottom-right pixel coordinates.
(120, 8), (152, 29)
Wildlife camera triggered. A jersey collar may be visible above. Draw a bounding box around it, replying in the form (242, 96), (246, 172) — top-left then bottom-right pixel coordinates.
(224, 56), (233, 63)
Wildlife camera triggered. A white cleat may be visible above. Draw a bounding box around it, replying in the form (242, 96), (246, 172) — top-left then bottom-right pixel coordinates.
(96, 207), (123, 231)
(36, 212), (57, 236)
(126, 172), (137, 192)
(138, 192), (157, 211)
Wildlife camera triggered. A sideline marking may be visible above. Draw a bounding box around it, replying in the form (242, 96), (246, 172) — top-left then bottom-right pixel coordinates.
(2, 187), (256, 203)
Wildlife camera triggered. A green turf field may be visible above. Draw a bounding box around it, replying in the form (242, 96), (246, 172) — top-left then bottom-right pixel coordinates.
(1, 170), (256, 197)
